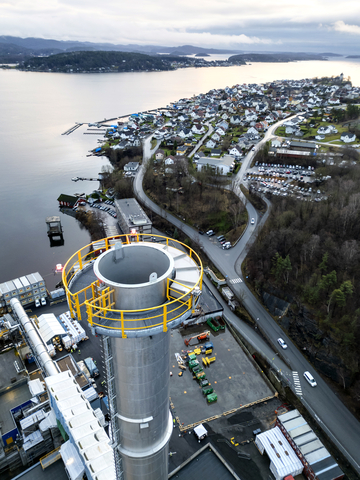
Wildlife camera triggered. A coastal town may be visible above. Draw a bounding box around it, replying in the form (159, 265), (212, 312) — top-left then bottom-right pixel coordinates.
(0, 74), (360, 480)
(96, 74), (359, 167)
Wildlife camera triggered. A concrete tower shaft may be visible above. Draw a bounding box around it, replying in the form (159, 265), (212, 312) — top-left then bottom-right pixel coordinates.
(94, 243), (175, 310)
(110, 333), (172, 479)
(63, 235), (203, 480)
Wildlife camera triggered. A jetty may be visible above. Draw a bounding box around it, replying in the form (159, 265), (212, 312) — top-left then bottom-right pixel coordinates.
(61, 123), (83, 135)
(71, 177), (101, 182)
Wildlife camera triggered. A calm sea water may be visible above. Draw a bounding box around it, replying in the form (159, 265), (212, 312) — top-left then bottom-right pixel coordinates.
(0, 58), (359, 290)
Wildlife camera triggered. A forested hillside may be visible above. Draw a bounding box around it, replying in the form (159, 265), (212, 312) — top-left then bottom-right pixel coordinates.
(19, 51), (191, 72)
(246, 154), (360, 410)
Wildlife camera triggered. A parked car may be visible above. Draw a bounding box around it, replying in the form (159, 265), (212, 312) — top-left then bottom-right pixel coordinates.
(198, 230), (204, 235)
(303, 371), (317, 387)
(222, 242), (232, 250)
(277, 338), (287, 349)
(35, 299), (41, 308)
(41, 297), (46, 306)
(206, 230), (215, 236)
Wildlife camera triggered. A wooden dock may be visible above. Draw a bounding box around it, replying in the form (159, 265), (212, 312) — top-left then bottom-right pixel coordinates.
(61, 123), (83, 135)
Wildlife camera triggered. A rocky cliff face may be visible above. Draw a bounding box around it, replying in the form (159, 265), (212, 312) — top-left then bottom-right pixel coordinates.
(261, 290), (353, 388)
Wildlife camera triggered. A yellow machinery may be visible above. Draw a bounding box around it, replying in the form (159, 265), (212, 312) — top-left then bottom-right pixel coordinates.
(202, 356), (216, 367)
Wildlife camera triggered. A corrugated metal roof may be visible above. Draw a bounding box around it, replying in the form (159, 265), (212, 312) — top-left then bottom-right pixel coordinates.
(288, 424), (312, 438)
(311, 456), (338, 473)
(305, 446), (330, 465)
(45, 371), (115, 480)
(20, 409), (46, 430)
(60, 440), (84, 480)
(278, 410), (343, 480)
(299, 439), (323, 455)
(292, 430), (317, 445)
(255, 427), (303, 480)
(38, 313), (66, 344)
(282, 416), (307, 431)
(278, 409), (300, 422)
(317, 464), (344, 480)
(23, 430), (44, 451)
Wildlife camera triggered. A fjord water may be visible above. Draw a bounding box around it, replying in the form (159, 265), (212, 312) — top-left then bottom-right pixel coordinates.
(0, 58), (359, 290)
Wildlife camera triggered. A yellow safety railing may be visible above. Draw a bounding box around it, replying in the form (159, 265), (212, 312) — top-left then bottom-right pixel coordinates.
(62, 234), (203, 334)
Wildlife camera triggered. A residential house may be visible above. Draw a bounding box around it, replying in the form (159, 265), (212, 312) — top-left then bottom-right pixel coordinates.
(230, 115), (242, 125)
(271, 139), (282, 148)
(228, 145), (243, 158)
(124, 161), (140, 173)
(340, 133), (356, 143)
(217, 120), (229, 131)
(211, 132), (221, 142)
(211, 148), (222, 157)
(197, 155), (234, 175)
(317, 125), (337, 135)
(192, 124), (206, 135)
(177, 128), (192, 138)
(206, 139), (217, 149)
(164, 156), (188, 175)
(155, 149), (165, 161)
(57, 194), (77, 208)
(215, 127), (227, 136)
(176, 145), (188, 156)
(247, 127), (259, 136)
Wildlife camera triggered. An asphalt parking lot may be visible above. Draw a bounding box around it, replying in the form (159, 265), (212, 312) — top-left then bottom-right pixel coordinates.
(169, 324), (275, 429)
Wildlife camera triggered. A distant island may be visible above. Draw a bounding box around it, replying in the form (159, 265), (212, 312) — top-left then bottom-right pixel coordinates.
(16, 50), (247, 73)
(18, 51), (195, 73)
(228, 52), (328, 63)
(0, 36), (345, 73)
(346, 55), (360, 59)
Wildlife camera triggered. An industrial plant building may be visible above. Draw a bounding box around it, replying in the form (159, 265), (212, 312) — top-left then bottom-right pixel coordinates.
(0, 236), (346, 480)
(114, 198), (152, 235)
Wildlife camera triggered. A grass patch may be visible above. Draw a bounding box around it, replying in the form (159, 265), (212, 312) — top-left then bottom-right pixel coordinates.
(275, 126), (285, 136)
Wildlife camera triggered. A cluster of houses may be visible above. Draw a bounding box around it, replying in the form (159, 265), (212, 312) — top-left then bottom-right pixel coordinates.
(102, 77), (359, 175)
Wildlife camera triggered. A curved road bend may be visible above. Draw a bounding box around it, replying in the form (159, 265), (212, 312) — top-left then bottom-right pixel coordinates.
(134, 125), (360, 473)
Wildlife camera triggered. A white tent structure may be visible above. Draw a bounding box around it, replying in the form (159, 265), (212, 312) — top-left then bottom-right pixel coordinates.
(255, 426), (303, 480)
(60, 440), (85, 480)
(38, 313), (66, 344)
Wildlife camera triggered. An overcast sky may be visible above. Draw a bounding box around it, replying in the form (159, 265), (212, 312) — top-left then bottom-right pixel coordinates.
(1, 0), (360, 54)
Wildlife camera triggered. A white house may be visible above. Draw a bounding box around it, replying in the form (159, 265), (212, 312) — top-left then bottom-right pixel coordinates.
(230, 115), (242, 125)
(228, 146), (243, 157)
(155, 149), (165, 161)
(212, 132), (221, 142)
(271, 139), (282, 148)
(192, 124), (205, 135)
(206, 139), (217, 149)
(216, 127), (226, 136)
(197, 155), (234, 175)
(285, 126), (297, 135)
(317, 125), (337, 135)
(247, 127), (259, 136)
(340, 133), (356, 143)
(124, 161), (140, 172)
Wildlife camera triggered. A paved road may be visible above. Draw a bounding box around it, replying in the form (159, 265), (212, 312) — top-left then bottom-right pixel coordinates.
(134, 125), (360, 474)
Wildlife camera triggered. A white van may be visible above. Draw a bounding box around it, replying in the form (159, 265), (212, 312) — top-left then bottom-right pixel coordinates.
(303, 371), (317, 387)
